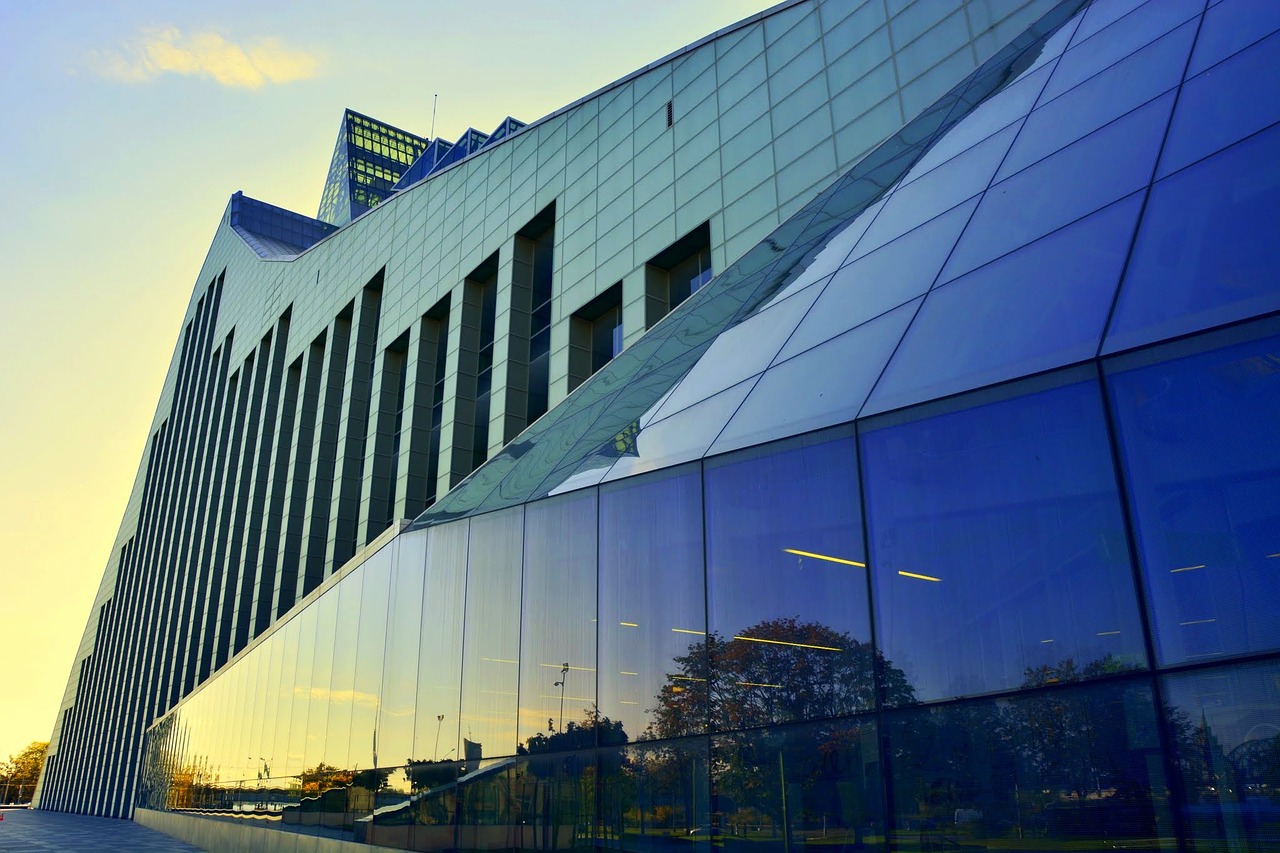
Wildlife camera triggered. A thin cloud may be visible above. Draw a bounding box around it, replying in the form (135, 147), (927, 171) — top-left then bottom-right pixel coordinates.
(88, 27), (321, 88)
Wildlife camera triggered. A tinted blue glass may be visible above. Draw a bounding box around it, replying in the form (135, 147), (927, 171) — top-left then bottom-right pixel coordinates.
(777, 198), (977, 361)
(598, 738), (710, 848)
(1158, 29), (1280, 179)
(599, 468), (706, 740)
(1051, 0), (1202, 100)
(711, 297), (919, 457)
(863, 376), (1148, 704)
(712, 718), (883, 850)
(1162, 660), (1280, 850)
(942, 92), (1171, 282)
(517, 491), (597, 749)
(865, 195), (1141, 417)
(1105, 124), (1280, 354)
(854, 122), (1020, 257)
(1106, 327), (1280, 664)
(1188, 0), (1280, 75)
(885, 680), (1171, 848)
(996, 20), (1195, 181)
(704, 433), (874, 727)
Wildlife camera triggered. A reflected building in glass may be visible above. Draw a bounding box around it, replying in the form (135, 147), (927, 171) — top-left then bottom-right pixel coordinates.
(37, 0), (1280, 851)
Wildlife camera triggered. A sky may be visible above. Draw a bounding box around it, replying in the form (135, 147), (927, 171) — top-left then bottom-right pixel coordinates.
(0, 0), (775, 768)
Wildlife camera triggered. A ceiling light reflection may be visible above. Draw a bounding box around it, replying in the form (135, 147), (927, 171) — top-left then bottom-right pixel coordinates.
(733, 635), (842, 652)
(672, 628), (706, 635)
(782, 548), (866, 567)
(898, 570), (942, 582)
(1171, 564), (1206, 573)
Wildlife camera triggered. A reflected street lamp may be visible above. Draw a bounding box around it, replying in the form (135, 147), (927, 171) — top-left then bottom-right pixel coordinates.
(434, 714), (445, 761)
(554, 662), (569, 732)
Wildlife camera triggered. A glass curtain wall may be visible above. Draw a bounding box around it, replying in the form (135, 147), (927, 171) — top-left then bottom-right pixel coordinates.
(140, 321), (1280, 850)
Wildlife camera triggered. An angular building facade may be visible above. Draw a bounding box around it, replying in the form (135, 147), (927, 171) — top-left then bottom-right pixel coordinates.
(38, 0), (1280, 850)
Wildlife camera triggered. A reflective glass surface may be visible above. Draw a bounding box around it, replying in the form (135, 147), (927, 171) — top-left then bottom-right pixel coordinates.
(1106, 325), (1280, 664)
(941, 91), (1172, 282)
(865, 195), (1141, 416)
(1162, 659), (1280, 851)
(411, 520), (467, 765)
(712, 718), (883, 851)
(379, 533), (427, 793)
(349, 547), (392, 779)
(705, 433), (874, 728)
(598, 467), (706, 739)
(518, 491), (598, 750)
(597, 738), (711, 850)
(459, 507), (524, 759)
(710, 298), (919, 457)
(1105, 122), (1280, 354)
(863, 374), (1147, 703)
(1158, 29), (1280, 179)
(885, 680), (1172, 849)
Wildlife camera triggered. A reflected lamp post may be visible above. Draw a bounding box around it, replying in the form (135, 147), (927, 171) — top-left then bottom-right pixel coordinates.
(434, 714), (445, 761)
(554, 662), (569, 732)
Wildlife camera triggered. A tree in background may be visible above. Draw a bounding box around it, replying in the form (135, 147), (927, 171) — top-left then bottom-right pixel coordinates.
(1, 741), (48, 804)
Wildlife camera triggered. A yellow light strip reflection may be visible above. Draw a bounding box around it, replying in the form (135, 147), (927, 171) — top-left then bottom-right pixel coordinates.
(620, 622), (639, 627)
(539, 664), (596, 672)
(1171, 564), (1206, 573)
(540, 695), (593, 702)
(733, 635), (842, 652)
(1267, 553), (1280, 559)
(1097, 630), (1121, 636)
(480, 690), (518, 696)
(620, 671), (638, 676)
(736, 681), (782, 689)
(672, 675), (707, 682)
(1180, 618), (1217, 626)
(481, 658), (518, 664)
(620, 701), (639, 705)
(898, 571), (942, 582)
(672, 628), (706, 635)
(1040, 639), (1054, 644)
(782, 548), (866, 568)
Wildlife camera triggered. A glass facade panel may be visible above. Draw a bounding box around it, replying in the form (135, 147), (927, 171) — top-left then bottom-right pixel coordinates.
(710, 299), (918, 457)
(941, 91), (1172, 282)
(704, 433), (874, 729)
(349, 547), (393, 783)
(712, 718), (883, 851)
(598, 738), (711, 849)
(864, 195), (1141, 417)
(412, 520), (468, 765)
(599, 467), (706, 740)
(459, 507), (524, 760)
(1106, 325), (1280, 664)
(885, 680), (1172, 849)
(1162, 659), (1280, 851)
(518, 491), (598, 750)
(380, 533), (428, 794)
(1104, 123), (1280, 355)
(1158, 29), (1280, 179)
(777, 197), (976, 361)
(862, 375), (1147, 704)
(302, 591), (339, 772)
(323, 569), (363, 773)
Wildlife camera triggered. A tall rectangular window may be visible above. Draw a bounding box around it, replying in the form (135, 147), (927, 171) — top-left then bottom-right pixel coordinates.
(520, 210), (556, 424)
(644, 222), (712, 329)
(568, 282), (624, 393)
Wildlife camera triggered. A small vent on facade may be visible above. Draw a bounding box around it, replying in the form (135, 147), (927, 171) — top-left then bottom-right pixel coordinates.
(666, 100), (673, 128)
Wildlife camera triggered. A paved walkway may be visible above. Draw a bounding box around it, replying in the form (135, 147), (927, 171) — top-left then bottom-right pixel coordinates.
(0, 807), (204, 852)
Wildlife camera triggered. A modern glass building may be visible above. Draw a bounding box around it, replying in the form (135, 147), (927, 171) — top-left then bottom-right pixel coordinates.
(37, 0), (1280, 850)
(318, 109), (431, 226)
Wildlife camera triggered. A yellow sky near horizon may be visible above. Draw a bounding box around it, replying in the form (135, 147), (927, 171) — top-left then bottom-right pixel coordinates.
(0, 0), (775, 767)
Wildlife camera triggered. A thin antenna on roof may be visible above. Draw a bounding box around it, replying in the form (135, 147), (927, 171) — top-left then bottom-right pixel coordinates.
(430, 94), (438, 139)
